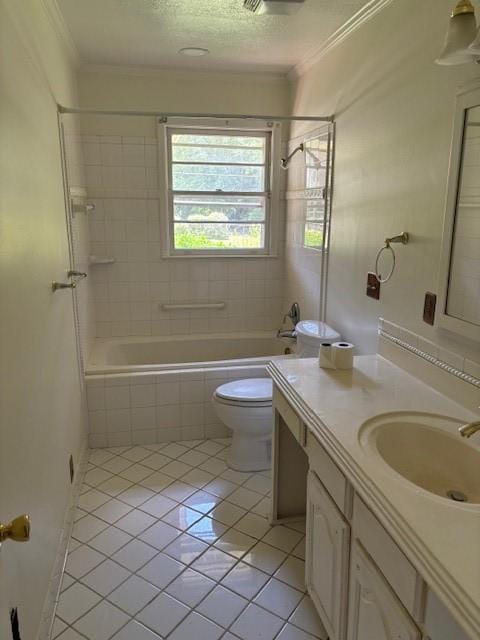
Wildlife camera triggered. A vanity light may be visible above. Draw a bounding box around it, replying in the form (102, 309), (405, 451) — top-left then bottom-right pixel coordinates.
(435, 0), (478, 66)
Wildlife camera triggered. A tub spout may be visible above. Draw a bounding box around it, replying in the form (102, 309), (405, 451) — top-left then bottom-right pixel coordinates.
(277, 329), (297, 339)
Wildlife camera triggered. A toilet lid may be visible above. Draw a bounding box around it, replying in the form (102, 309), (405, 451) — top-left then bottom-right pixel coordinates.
(215, 378), (273, 403)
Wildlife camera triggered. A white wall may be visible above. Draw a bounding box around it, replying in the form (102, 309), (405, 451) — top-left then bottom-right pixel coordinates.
(290, 0), (480, 364)
(77, 68), (292, 338)
(0, 1), (87, 637)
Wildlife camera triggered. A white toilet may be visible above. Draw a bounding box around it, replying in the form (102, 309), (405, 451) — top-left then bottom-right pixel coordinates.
(212, 321), (340, 472)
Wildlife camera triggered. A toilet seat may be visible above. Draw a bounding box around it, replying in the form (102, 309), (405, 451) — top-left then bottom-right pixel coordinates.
(214, 378), (272, 405)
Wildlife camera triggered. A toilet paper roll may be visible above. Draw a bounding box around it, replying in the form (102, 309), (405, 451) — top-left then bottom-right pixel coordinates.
(332, 342), (355, 370)
(318, 343), (337, 369)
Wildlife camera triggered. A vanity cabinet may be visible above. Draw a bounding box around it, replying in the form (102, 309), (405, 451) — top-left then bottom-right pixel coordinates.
(306, 471), (350, 640)
(347, 541), (421, 640)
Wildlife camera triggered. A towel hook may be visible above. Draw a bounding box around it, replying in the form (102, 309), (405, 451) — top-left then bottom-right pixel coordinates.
(375, 232), (409, 283)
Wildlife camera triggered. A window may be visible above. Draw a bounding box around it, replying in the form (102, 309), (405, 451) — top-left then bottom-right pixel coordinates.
(165, 128), (273, 255)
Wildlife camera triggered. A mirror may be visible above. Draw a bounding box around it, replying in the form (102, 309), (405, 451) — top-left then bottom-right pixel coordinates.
(439, 89), (480, 341)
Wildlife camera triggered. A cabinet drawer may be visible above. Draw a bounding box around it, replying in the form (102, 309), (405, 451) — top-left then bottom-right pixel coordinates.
(273, 386), (302, 442)
(307, 430), (350, 516)
(352, 496), (421, 617)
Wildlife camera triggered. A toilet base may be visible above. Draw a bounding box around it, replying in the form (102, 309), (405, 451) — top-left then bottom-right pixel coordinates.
(227, 433), (271, 472)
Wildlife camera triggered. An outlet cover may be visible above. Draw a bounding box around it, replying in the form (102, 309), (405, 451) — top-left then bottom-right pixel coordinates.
(366, 272), (380, 300)
(423, 292), (437, 325)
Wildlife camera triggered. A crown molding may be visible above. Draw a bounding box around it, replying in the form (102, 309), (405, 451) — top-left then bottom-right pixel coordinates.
(41, 0), (81, 67)
(79, 62), (290, 85)
(287, 0), (394, 81)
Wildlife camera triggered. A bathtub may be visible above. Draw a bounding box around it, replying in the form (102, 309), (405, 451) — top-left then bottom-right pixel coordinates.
(86, 331), (286, 375)
(85, 332), (290, 448)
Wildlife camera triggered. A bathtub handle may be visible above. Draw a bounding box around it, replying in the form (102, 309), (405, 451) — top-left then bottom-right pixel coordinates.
(161, 302), (225, 311)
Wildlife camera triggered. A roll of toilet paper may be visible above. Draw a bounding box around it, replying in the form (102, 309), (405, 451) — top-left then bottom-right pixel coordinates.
(318, 343), (337, 369)
(332, 342), (355, 370)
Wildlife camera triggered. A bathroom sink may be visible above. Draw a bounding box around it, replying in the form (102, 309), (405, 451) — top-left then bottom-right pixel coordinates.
(359, 412), (480, 505)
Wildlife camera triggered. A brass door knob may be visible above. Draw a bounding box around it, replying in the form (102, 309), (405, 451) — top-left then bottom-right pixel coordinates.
(0, 515), (31, 544)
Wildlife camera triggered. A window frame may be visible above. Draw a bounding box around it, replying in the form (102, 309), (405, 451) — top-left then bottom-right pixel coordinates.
(158, 118), (281, 258)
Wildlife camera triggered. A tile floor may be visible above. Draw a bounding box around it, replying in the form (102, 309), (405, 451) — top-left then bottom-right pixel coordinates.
(52, 438), (327, 640)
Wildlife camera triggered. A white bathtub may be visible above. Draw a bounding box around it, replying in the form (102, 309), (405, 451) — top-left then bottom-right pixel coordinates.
(85, 332), (290, 448)
(87, 331), (287, 375)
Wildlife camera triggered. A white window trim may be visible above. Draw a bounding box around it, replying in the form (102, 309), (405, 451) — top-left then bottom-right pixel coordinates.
(158, 117), (282, 258)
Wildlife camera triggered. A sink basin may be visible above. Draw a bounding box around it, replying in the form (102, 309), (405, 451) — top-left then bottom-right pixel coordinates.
(359, 412), (480, 505)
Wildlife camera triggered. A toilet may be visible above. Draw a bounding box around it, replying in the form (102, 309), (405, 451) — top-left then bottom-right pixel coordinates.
(212, 321), (341, 472)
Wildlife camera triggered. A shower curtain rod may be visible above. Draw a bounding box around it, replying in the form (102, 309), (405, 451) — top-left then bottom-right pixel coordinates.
(57, 104), (334, 123)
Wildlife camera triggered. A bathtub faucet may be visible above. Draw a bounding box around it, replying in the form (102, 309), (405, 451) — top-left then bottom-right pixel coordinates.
(277, 302), (300, 339)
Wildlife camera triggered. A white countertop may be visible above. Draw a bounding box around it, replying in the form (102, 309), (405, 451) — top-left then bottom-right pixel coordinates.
(267, 355), (480, 638)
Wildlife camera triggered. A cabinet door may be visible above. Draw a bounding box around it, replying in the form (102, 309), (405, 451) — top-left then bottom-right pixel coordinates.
(347, 541), (421, 640)
(306, 471), (350, 640)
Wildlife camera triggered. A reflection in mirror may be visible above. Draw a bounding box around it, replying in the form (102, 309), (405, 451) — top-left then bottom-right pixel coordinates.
(446, 105), (480, 327)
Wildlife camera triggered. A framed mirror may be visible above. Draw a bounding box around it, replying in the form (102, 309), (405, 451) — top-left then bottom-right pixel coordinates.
(438, 85), (480, 342)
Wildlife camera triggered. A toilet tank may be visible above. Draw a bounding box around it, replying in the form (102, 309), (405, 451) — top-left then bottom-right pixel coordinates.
(295, 320), (341, 358)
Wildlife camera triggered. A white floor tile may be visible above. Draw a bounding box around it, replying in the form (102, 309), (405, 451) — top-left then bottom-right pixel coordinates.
(166, 568), (216, 607)
(162, 505), (203, 530)
(65, 545), (106, 579)
(100, 456), (133, 474)
(226, 487), (263, 510)
(89, 450), (115, 466)
(164, 532), (209, 564)
(210, 501), (246, 526)
(219, 468), (253, 485)
(221, 561), (269, 599)
(292, 538), (306, 560)
(84, 468), (113, 488)
(203, 478), (237, 499)
(114, 509), (157, 535)
(285, 521), (306, 534)
(137, 592), (190, 637)
(183, 489), (221, 514)
(140, 494), (177, 518)
(112, 538), (159, 571)
(214, 529), (256, 559)
(162, 460), (193, 479)
(88, 526), (132, 556)
(111, 620), (162, 640)
(276, 623), (319, 640)
(234, 513), (271, 540)
(139, 520), (181, 550)
(250, 497), (271, 518)
(190, 547), (237, 581)
(51, 617), (67, 638)
(243, 474), (272, 495)
(56, 582), (101, 624)
(274, 556), (306, 591)
(142, 452), (171, 470)
(243, 541), (287, 575)
(187, 516), (228, 544)
(78, 489), (110, 512)
(97, 475), (133, 497)
(195, 440), (225, 455)
(178, 449), (210, 467)
(162, 442), (190, 459)
(181, 467), (215, 489)
(92, 498), (132, 524)
(254, 578), (303, 619)
(81, 559), (130, 596)
(120, 446), (152, 462)
(199, 457), (228, 476)
(108, 575), (160, 615)
(288, 596), (326, 637)
(117, 484), (155, 507)
(140, 471), (174, 492)
(161, 480), (197, 501)
(119, 463), (153, 483)
(230, 603), (284, 640)
(196, 585), (248, 628)
(262, 526), (304, 553)
(169, 611), (223, 640)
(73, 600), (129, 640)
(138, 552), (186, 589)
(60, 573), (75, 592)
(56, 629), (87, 640)
(71, 514), (108, 543)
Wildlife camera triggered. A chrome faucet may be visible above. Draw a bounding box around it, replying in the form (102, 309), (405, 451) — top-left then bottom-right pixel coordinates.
(459, 418), (480, 438)
(277, 302), (300, 339)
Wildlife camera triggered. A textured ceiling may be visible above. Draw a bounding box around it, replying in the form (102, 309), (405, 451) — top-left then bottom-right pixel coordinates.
(57, 0), (369, 74)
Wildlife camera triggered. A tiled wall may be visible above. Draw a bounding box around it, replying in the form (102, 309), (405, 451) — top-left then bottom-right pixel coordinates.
(86, 365), (268, 448)
(82, 131), (286, 339)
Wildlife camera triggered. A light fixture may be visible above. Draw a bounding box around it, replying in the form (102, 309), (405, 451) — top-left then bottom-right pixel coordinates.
(435, 0), (478, 66)
(178, 47), (210, 57)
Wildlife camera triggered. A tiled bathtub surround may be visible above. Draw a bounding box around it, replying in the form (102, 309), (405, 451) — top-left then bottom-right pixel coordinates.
(51, 439), (325, 640)
(86, 366), (268, 448)
(83, 133), (285, 339)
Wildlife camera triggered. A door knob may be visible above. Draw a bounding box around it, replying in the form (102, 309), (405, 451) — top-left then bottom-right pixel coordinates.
(0, 515), (31, 544)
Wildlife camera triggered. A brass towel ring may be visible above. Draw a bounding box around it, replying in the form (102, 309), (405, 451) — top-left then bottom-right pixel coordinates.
(374, 232), (409, 284)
